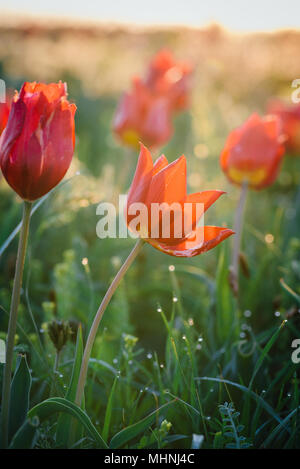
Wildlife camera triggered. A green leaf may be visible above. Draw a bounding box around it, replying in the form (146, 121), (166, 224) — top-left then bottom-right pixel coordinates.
(109, 400), (175, 449)
(28, 397), (108, 449)
(249, 320), (286, 389)
(9, 417), (39, 449)
(102, 377), (118, 443)
(197, 377), (289, 433)
(280, 278), (300, 306)
(216, 245), (237, 343)
(56, 325), (84, 447)
(9, 354), (32, 442)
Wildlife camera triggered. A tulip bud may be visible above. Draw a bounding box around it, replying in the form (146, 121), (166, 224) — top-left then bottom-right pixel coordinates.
(220, 113), (285, 190)
(0, 81), (76, 201)
(113, 78), (172, 150)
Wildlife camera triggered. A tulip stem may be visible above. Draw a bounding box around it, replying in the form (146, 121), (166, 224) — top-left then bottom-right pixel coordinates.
(0, 201), (32, 448)
(75, 238), (145, 406)
(230, 181), (248, 296)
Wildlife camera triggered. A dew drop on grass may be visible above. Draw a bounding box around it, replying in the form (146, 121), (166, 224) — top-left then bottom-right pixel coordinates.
(198, 337), (203, 342)
(274, 311), (281, 317)
(182, 335), (186, 340)
(173, 296), (178, 303)
(113, 358), (118, 364)
(240, 332), (246, 338)
(244, 310), (252, 318)
(169, 265), (175, 272)
(196, 344), (202, 350)
(188, 318), (194, 326)
(147, 353), (152, 359)
(160, 364), (164, 368)
(157, 307), (162, 313)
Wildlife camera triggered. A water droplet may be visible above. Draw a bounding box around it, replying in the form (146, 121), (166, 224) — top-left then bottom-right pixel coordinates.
(275, 311), (281, 317)
(147, 353), (152, 359)
(157, 307), (162, 313)
(113, 358), (118, 364)
(244, 310), (252, 318)
(240, 332), (246, 339)
(173, 296), (178, 303)
(188, 318), (194, 326)
(169, 265), (175, 272)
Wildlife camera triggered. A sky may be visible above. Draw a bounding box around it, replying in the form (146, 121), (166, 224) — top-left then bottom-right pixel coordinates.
(0, 0), (299, 32)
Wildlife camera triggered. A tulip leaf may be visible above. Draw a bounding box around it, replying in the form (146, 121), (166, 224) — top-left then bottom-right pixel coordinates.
(9, 354), (32, 442)
(28, 397), (108, 448)
(102, 376), (118, 443)
(9, 417), (39, 449)
(109, 400), (175, 449)
(56, 325), (85, 447)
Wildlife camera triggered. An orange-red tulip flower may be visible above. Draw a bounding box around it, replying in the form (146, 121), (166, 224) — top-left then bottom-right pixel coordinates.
(268, 100), (300, 154)
(145, 49), (193, 112)
(220, 113), (285, 190)
(126, 144), (234, 257)
(113, 78), (173, 150)
(0, 81), (76, 201)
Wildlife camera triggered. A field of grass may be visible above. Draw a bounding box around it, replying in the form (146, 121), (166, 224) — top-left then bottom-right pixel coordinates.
(1, 18), (300, 449)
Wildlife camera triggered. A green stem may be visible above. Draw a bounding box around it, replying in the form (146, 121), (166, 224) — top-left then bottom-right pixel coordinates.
(0, 201), (32, 448)
(230, 181), (248, 296)
(75, 238), (144, 406)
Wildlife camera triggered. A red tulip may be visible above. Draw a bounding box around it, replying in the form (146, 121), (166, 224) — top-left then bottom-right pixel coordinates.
(113, 78), (173, 150)
(126, 144), (234, 257)
(0, 81), (76, 201)
(220, 113), (285, 190)
(145, 49), (193, 111)
(268, 100), (300, 154)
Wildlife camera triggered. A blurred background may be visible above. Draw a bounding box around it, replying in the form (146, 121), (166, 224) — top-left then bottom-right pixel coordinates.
(1, 1), (300, 448)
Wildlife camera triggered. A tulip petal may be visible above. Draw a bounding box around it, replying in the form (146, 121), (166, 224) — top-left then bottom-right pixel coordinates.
(153, 154), (168, 175)
(145, 154), (186, 206)
(147, 226), (234, 257)
(127, 144), (153, 207)
(0, 98), (26, 164)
